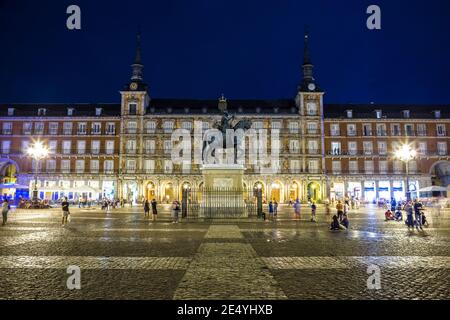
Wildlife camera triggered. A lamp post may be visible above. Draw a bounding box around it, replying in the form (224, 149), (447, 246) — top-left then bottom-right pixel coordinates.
(394, 144), (417, 201)
(27, 141), (49, 202)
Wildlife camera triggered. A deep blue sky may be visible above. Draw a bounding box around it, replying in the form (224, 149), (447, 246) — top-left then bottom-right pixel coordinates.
(0, 0), (449, 104)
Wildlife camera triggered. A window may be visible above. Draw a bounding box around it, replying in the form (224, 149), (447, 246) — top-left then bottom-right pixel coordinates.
(288, 121), (299, 134)
(434, 110), (441, 119)
(48, 140), (57, 153)
(7, 108), (15, 116)
(290, 160), (301, 173)
(23, 122), (32, 134)
(91, 141), (100, 154)
(289, 140), (300, 153)
(1, 141), (11, 154)
(95, 108), (103, 116)
(378, 141), (387, 155)
(21, 140), (30, 153)
(164, 160), (173, 173)
(308, 160), (319, 173)
(393, 160), (403, 174)
(144, 159), (155, 173)
(77, 141), (86, 154)
(63, 122), (73, 135)
(62, 141), (71, 154)
(437, 124), (446, 136)
(330, 124), (340, 136)
(126, 160), (136, 173)
(346, 110), (353, 118)
(405, 124), (414, 136)
(437, 142), (447, 155)
(92, 122), (101, 135)
(271, 121), (282, 130)
(348, 141), (357, 155)
(306, 102), (317, 116)
(347, 124), (356, 136)
(144, 140), (155, 154)
(376, 124), (387, 136)
(37, 108), (46, 116)
(349, 160), (358, 174)
(375, 110), (382, 119)
(331, 142), (341, 155)
(363, 141), (373, 155)
(332, 161), (341, 174)
(379, 160), (388, 174)
(127, 121), (137, 134)
(417, 124), (427, 136)
(391, 124), (401, 136)
(106, 141), (115, 155)
(408, 161), (417, 174)
(49, 122), (58, 135)
(146, 121), (156, 133)
(253, 121), (264, 129)
(163, 121), (174, 133)
(61, 160), (71, 173)
(182, 121), (192, 131)
(128, 103), (137, 115)
(31, 159), (42, 172)
(308, 140), (319, 154)
(34, 122), (44, 135)
(2, 122), (12, 135)
(106, 123), (115, 135)
(76, 160), (85, 173)
(126, 140), (137, 154)
(362, 124), (372, 136)
(307, 122), (317, 134)
(90, 160), (99, 173)
(46, 160), (56, 173)
(104, 160), (114, 173)
(164, 140), (172, 154)
(418, 142), (427, 155)
(364, 160), (374, 174)
(402, 110), (410, 118)
(77, 123), (87, 135)
(67, 108), (74, 116)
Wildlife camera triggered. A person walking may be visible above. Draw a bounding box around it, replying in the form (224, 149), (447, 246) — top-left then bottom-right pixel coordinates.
(61, 197), (70, 227)
(274, 201), (278, 219)
(310, 202), (317, 222)
(336, 200), (344, 222)
(172, 200), (180, 223)
(2, 200), (10, 226)
(268, 201), (274, 221)
(151, 199), (158, 222)
(413, 199), (424, 231)
(294, 199), (301, 220)
(143, 199), (150, 218)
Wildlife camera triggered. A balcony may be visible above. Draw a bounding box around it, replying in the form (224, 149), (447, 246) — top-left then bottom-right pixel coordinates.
(91, 131), (102, 136)
(347, 131), (357, 137)
(2, 129), (12, 135)
(330, 131), (341, 137)
(63, 130), (73, 135)
(417, 131), (428, 136)
(376, 130), (388, 136)
(437, 131), (447, 137)
(126, 148), (137, 154)
(308, 149), (320, 155)
(77, 131), (87, 135)
(1, 149), (10, 155)
(22, 130), (32, 135)
(48, 130), (58, 135)
(362, 131), (373, 137)
(105, 130), (116, 135)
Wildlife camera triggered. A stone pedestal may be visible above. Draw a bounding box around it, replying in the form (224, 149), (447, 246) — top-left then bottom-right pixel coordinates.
(200, 164), (246, 218)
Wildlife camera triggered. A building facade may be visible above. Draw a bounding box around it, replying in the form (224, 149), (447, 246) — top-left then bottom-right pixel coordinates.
(1, 33), (449, 204)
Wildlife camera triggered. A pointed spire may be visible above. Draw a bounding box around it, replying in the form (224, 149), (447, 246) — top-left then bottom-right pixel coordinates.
(303, 27), (311, 66)
(131, 28), (144, 81)
(299, 27), (320, 92)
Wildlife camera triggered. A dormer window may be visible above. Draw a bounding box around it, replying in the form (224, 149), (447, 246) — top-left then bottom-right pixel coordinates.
(38, 108), (47, 116)
(95, 108), (103, 116)
(7, 108), (15, 116)
(291, 107), (297, 114)
(67, 108), (74, 116)
(184, 107), (190, 114)
(167, 107), (172, 114)
(273, 107), (279, 114)
(238, 106), (243, 113)
(402, 110), (410, 118)
(434, 110), (441, 119)
(256, 107), (261, 114)
(202, 107), (208, 114)
(375, 110), (382, 119)
(346, 110), (353, 118)
(128, 103), (137, 115)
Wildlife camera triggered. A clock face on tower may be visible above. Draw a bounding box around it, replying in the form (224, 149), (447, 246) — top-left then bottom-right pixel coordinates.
(130, 82), (138, 90)
(308, 83), (316, 91)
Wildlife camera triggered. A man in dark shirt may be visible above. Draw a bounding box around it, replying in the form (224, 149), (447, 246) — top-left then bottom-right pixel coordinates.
(61, 197), (70, 226)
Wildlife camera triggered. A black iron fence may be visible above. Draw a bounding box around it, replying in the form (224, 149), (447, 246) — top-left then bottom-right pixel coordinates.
(181, 187), (262, 219)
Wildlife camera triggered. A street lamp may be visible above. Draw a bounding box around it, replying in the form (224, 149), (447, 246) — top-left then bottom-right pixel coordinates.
(27, 141), (49, 202)
(394, 143), (417, 201)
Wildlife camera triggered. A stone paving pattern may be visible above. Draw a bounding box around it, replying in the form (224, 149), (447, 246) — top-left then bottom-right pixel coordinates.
(0, 205), (449, 300)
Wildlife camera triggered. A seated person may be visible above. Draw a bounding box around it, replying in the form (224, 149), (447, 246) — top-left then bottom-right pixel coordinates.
(341, 214), (349, 229)
(385, 209), (395, 220)
(330, 215), (340, 230)
(394, 210), (403, 221)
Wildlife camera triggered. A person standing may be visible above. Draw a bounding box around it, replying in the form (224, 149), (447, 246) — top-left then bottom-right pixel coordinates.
(413, 199), (424, 231)
(268, 201), (274, 221)
(2, 200), (10, 226)
(151, 199), (158, 222)
(336, 200), (344, 222)
(404, 200), (414, 230)
(172, 200), (180, 223)
(143, 199), (150, 218)
(61, 197), (70, 227)
(294, 199), (301, 220)
(310, 202), (317, 222)
(274, 201), (278, 220)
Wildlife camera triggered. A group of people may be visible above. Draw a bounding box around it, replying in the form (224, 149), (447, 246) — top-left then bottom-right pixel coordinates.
(385, 199), (428, 231)
(143, 199), (159, 222)
(330, 199), (350, 230)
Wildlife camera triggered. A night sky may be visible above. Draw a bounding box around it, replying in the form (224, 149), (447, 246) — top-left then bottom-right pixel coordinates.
(0, 0), (449, 104)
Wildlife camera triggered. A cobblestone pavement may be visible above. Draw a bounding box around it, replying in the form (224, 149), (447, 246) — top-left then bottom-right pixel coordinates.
(0, 204), (449, 300)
